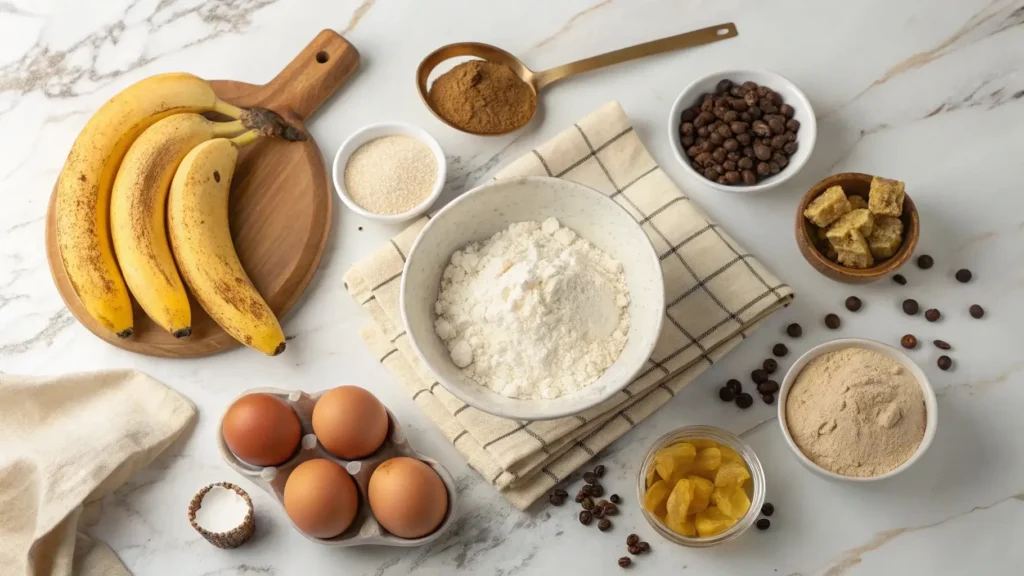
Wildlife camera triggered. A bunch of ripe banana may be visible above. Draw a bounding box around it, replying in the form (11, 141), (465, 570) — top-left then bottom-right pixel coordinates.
(55, 72), (305, 356)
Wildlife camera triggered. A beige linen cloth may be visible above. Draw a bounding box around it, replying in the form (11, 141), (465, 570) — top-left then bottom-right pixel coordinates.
(0, 370), (196, 576)
(344, 101), (794, 509)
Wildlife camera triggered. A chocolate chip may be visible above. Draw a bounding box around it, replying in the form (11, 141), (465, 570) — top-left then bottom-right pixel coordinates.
(786, 323), (803, 338)
(638, 542), (650, 553)
(751, 369), (768, 384)
(761, 502), (775, 516)
(549, 493), (565, 506)
(938, 355), (952, 371)
(901, 334), (917, 349)
(824, 313), (841, 329)
(727, 379), (742, 394)
(763, 358), (778, 374)
(592, 505), (605, 519)
(758, 380), (779, 395)
(554, 488), (568, 499)
(581, 484), (594, 496)
(845, 296), (862, 312)
(598, 518), (612, 531)
(761, 393), (775, 404)
(719, 387), (736, 402)
(618, 557), (632, 568)
(893, 274), (907, 285)
(735, 393), (754, 409)
(956, 269), (972, 283)
(610, 494), (620, 504)
(902, 299), (919, 315)
(590, 484), (604, 497)
(917, 255), (934, 269)
(626, 533), (640, 546)
(756, 518), (771, 530)
(925, 309), (941, 322)
(773, 343), (789, 357)
(628, 545), (642, 555)
(582, 497), (595, 510)
(579, 510), (592, 525)
(583, 471), (598, 484)
(933, 339), (951, 350)
(575, 490), (586, 503)
(604, 502), (619, 516)
(594, 464), (606, 478)
(970, 304), (985, 319)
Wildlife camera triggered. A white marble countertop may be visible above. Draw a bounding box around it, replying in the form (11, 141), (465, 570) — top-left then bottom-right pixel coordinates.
(3, 0), (1023, 574)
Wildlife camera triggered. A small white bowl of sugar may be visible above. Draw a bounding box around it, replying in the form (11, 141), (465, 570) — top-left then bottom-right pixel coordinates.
(332, 122), (446, 222)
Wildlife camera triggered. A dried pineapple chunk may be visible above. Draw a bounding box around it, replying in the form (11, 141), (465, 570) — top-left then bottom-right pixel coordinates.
(654, 443), (696, 483)
(714, 461), (751, 489)
(718, 445), (744, 464)
(712, 486), (751, 519)
(695, 506), (736, 537)
(686, 475), (713, 515)
(692, 447), (722, 479)
(645, 463), (659, 488)
(666, 478), (694, 525)
(644, 480), (671, 518)
(667, 515), (697, 537)
(690, 438), (718, 450)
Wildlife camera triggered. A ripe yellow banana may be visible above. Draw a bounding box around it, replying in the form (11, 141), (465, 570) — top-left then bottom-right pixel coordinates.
(55, 73), (245, 337)
(110, 113), (246, 338)
(167, 132), (287, 356)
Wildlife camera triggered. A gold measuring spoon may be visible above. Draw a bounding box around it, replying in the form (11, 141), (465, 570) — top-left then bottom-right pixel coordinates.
(417, 22), (738, 136)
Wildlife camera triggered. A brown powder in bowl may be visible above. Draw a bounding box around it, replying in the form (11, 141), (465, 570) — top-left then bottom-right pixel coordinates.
(428, 60), (536, 134)
(785, 347), (925, 477)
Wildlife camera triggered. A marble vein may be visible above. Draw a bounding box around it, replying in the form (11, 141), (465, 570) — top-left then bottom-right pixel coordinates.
(530, 0), (617, 51)
(341, 0), (377, 35)
(0, 308), (73, 355)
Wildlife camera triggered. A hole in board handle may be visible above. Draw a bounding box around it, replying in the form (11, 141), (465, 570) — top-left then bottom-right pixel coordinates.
(717, 28), (730, 36)
(316, 50), (329, 64)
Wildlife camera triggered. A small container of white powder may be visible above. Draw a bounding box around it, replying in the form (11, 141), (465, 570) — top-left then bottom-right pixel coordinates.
(188, 482), (255, 548)
(332, 122), (446, 222)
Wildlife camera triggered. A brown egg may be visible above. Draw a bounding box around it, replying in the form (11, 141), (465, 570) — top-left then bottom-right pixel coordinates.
(283, 458), (359, 539)
(368, 457), (448, 539)
(312, 386), (389, 459)
(221, 393), (301, 466)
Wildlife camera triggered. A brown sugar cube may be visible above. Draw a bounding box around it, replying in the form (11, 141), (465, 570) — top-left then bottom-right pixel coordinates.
(804, 186), (852, 227)
(826, 225), (869, 254)
(833, 228), (874, 269)
(848, 194), (868, 211)
(867, 215), (904, 259)
(829, 208), (875, 240)
(868, 176), (905, 217)
(837, 249), (874, 269)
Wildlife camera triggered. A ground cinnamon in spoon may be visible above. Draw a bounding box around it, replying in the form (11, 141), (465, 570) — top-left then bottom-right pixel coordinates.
(428, 60), (536, 134)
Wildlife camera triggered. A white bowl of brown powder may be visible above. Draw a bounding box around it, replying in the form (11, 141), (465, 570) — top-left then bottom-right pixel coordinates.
(778, 339), (937, 481)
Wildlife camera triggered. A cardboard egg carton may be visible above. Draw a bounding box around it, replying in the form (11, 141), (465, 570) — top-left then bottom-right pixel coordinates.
(217, 387), (457, 547)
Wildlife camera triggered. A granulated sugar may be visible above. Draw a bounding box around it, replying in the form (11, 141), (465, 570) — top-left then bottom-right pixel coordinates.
(785, 347), (926, 477)
(344, 135), (437, 215)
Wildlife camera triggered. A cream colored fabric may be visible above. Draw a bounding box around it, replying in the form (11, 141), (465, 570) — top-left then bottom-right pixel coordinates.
(344, 101), (794, 509)
(0, 370), (196, 576)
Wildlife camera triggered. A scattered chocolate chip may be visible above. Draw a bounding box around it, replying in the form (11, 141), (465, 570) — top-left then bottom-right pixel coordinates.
(925, 309), (941, 322)
(626, 533), (640, 546)
(579, 510), (593, 525)
(933, 340), (951, 350)
(610, 494), (621, 504)
(581, 484), (594, 496)
(604, 502), (619, 516)
(956, 269), (972, 283)
(594, 464), (606, 478)
(554, 488), (568, 499)
(582, 497), (595, 510)
(938, 355), (952, 371)
(763, 358), (778, 374)
(735, 393), (754, 409)
(758, 380), (780, 395)
(590, 484), (604, 497)
(592, 505), (605, 519)
(583, 471), (598, 484)
(575, 490), (586, 503)
(596, 499), (609, 508)
(901, 334), (918, 349)
(824, 313), (841, 329)
(751, 369), (768, 384)
(786, 323), (803, 337)
(598, 518), (612, 531)
(893, 274), (907, 285)
(762, 502), (775, 516)
(618, 557), (632, 568)
(917, 254), (934, 269)
(638, 541), (650, 553)
(761, 393), (775, 405)
(549, 493), (565, 506)
(756, 518), (771, 530)
(719, 386), (736, 401)
(902, 299), (919, 315)
(628, 545), (642, 555)
(970, 304), (985, 319)
(727, 378), (742, 394)
(773, 343), (789, 357)
(845, 296), (862, 312)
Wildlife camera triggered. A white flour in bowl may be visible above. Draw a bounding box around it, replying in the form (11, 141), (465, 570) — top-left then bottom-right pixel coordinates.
(434, 218), (630, 399)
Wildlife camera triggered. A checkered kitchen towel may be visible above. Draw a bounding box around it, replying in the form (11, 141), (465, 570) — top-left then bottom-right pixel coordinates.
(343, 101), (793, 509)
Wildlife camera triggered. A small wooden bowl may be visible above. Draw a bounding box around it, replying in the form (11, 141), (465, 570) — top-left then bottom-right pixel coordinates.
(795, 172), (919, 284)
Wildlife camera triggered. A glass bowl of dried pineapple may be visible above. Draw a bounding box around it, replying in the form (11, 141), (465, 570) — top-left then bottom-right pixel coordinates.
(636, 425), (765, 547)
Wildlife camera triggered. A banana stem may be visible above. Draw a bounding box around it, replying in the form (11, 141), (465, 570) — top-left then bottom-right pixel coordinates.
(230, 129), (261, 148)
(212, 120), (246, 137)
(213, 99), (244, 119)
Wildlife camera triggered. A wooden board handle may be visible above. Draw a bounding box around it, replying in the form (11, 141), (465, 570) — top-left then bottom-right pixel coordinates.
(261, 29), (360, 120)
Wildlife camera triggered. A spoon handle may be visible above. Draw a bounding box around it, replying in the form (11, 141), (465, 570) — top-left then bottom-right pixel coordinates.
(533, 23), (738, 90)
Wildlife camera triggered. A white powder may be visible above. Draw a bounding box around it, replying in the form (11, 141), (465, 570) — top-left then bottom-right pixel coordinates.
(434, 218), (630, 399)
(194, 486), (249, 534)
(344, 135), (437, 215)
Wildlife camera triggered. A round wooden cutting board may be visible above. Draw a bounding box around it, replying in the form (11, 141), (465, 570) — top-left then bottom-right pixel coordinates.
(44, 29), (359, 358)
